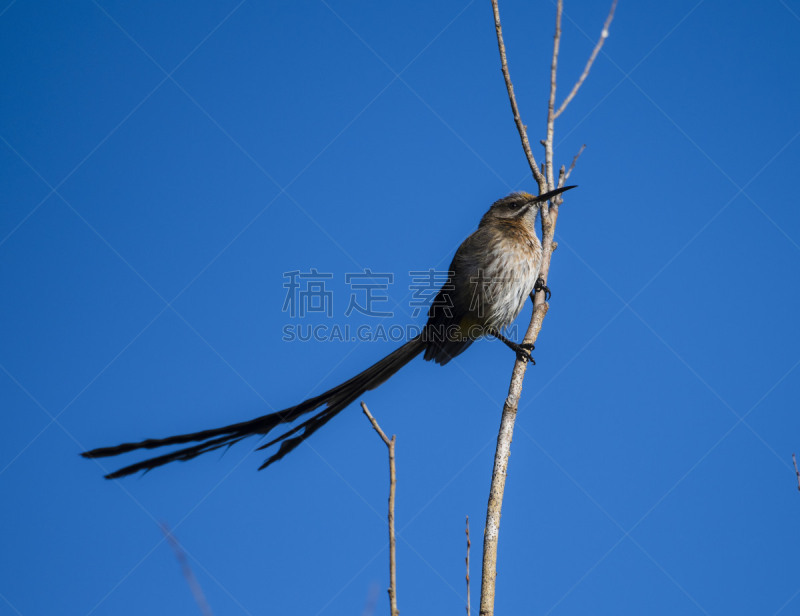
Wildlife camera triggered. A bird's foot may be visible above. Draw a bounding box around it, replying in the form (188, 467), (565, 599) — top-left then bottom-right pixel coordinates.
(534, 277), (551, 301)
(491, 329), (536, 364)
(515, 341), (536, 364)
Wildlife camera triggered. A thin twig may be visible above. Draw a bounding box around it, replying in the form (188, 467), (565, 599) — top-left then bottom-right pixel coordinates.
(544, 0), (563, 194)
(490, 0), (546, 190)
(793, 454), (800, 491)
(561, 144), (586, 186)
(361, 402), (399, 616)
(361, 583), (381, 616)
(466, 516), (471, 616)
(160, 523), (214, 616)
(554, 0), (618, 120)
(362, 401), (391, 446)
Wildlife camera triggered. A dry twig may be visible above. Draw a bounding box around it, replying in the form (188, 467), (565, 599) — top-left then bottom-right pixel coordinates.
(361, 402), (399, 616)
(793, 454), (800, 491)
(159, 523), (214, 616)
(361, 583), (381, 616)
(466, 515), (471, 616)
(480, 2), (615, 615)
(559, 144), (586, 188)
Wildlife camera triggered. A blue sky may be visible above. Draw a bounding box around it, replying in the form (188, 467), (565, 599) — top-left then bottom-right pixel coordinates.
(2, 1), (800, 614)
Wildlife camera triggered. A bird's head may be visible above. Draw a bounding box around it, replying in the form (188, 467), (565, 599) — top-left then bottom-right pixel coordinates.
(481, 185), (577, 226)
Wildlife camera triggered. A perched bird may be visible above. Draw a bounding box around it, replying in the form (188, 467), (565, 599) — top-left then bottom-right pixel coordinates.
(83, 185), (576, 478)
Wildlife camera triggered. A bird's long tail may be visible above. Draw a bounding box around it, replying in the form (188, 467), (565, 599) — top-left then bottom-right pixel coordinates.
(82, 335), (426, 479)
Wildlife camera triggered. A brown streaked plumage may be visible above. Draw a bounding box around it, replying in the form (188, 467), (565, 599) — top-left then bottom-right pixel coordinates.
(82, 186), (576, 478)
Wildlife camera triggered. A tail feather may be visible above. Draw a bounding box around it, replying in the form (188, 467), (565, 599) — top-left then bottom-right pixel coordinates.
(102, 434), (250, 480)
(258, 407), (341, 469)
(82, 335), (426, 478)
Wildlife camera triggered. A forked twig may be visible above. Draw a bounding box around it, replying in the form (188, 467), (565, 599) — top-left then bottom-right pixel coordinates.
(361, 402), (399, 616)
(554, 0), (618, 119)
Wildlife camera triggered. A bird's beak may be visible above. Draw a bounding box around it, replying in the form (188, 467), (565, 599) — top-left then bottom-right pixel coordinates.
(532, 185), (577, 203)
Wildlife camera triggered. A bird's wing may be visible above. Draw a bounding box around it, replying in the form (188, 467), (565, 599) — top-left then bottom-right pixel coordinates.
(423, 229), (488, 364)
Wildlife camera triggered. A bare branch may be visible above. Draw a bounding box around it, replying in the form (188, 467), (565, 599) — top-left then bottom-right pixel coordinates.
(490, 0), (547, 190)
(479, 302), (548, 616)
(481, 3), (605, 615)
(466, 516), (471, 616)
(793, 454), (800, 491)
(554, 0), (618, 120)
(481, 1), (562, 596)
(361, 402), (399, 616)
(160, 523), (214, 616)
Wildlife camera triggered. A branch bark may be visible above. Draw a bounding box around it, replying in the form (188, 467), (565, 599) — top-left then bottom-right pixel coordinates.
(480, 2), (615, 615)
(361, 402), (399, 616)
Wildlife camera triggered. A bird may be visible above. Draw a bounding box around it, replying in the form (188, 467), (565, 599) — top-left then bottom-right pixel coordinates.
(82, 185), (576, 478)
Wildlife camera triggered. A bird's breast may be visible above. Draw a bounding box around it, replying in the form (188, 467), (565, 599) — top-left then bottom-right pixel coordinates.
(468, 225), (542, 330)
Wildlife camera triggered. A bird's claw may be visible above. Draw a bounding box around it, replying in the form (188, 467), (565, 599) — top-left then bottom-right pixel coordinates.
(490, 328), (536, 364)
(534, 277), (551, 301)
(516, 342), (535, 364)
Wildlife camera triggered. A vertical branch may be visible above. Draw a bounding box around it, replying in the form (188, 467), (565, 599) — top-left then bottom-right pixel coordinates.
(538, 0), (564, 320)
(361, 402), (399, 616)
(479, 302), (548, 616)
(793, 454), (800, 491)
(466, 516), (471, 616)
(481, 2), (614, 616)
(387, 434), (397, 616)
(481, 5), (563, 616)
